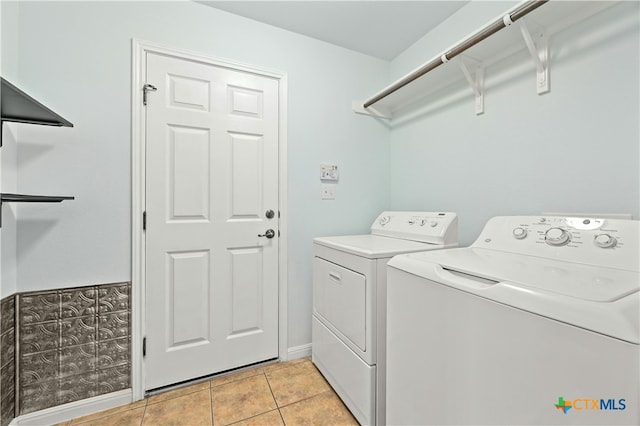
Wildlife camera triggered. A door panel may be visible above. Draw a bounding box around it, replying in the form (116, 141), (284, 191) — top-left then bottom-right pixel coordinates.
(166, 250), (210, 347)
(230, 132), (263, 218)
(169, 125), (210, 221)
(145, 52), (279, 390)
(229, 247), (263, 335)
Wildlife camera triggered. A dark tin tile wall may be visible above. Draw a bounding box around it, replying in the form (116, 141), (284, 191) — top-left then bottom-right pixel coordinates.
(17, 282), (131, 415)
(1, 295), (16, 426)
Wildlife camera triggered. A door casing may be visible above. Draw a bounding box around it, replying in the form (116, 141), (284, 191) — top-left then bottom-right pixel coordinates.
(131, 39), (288, 400)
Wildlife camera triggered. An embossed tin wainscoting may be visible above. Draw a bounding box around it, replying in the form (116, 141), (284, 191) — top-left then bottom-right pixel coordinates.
(1, 296), (16, 426)
(0, 282), (131, 425)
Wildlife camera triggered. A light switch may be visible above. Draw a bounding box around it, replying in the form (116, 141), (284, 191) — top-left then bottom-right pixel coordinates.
(322, 184), (336, 200)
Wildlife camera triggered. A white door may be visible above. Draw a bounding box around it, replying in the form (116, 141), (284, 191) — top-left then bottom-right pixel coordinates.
(144, 52), (280, 390)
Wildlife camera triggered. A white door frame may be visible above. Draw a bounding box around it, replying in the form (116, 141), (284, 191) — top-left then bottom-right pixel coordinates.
(130, 39), (288, 401)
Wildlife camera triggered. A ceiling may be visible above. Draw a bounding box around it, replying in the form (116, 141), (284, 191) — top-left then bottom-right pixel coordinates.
(196, 1), (469, 60)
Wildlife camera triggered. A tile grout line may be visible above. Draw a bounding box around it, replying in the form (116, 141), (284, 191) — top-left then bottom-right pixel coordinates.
(260, 371), (287, 425)
(138, 402), (146, 426)
(277, 388), (336, 410)
(262, 361), (335, 425)
(209, 367), (265, 390)
(226, 408), (282, 426)
(147, 382), (210, 406)
(209, 386), (214, 426)
(263, 371), (280, 407)
(70, 400), (148, 425)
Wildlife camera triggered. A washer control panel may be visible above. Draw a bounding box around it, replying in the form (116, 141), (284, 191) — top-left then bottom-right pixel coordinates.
(474, 216), (639, 271)
(371, 211), (458, 246)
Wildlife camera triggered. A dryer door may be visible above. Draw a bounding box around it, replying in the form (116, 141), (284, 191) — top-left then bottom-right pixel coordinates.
(313, 257), (366, 351)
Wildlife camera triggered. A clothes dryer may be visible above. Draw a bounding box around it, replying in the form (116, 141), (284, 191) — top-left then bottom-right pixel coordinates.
(312, 211), (458, 425)
(386, 215), (639, 425)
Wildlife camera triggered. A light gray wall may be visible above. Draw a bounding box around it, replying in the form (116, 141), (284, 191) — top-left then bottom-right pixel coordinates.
(389, 1), (640, 246)
(0, 0), (20, 299)
(11, 1), (390, 348)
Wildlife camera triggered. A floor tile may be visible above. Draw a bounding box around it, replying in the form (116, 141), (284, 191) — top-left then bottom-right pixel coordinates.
(279, 391), (359, 426)
(64, 358), (357, 426)
(146, 380), (210, 405)
(70, 400), (147, 424)
(74, 406), (145, 426)
(212, 374), (277, 425)
(230, 409), (284, 426)
(210, 366), (264, 388)
(265, 360), (330, 407)
(142, 389), (212, 426)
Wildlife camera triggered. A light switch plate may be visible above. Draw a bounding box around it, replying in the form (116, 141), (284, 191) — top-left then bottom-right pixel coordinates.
(322, 183), (336, 200)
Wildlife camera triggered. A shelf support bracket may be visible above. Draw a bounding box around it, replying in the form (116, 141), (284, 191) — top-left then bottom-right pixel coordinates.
(519, 19), (549, 94)
(352, 101), (391, 120)
(455, 56), (484, 115)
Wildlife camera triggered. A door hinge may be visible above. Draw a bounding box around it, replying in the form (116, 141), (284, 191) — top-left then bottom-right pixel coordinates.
(143, 211), (146, 231)
(143, 84), (157, 106)
(278, 230), (280, 238)
(143, 337), (147, 357)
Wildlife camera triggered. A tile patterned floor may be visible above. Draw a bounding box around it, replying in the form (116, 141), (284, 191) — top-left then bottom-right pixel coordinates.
(56, 358), (359, 426)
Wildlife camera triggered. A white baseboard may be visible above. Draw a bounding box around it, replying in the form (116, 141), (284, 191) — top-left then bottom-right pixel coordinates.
(287, 343), (312, 360)
(11, 389), (133, 426)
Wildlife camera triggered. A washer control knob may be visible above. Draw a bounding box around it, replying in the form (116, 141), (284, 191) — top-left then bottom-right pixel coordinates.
(512, 227), (527, 240)
(545, 227), (571, 246)
(594, 233), (617, 248)
(418, 219), (427, 226)
(408, 218), (416, 225)
(379, 216), (390, 226)
(429, 220), (438, 228)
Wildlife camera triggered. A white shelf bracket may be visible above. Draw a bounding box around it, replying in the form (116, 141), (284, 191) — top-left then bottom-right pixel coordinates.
(519, 19), (549, 94)
(352, 101), (391, 119)
(456, 56), (484, 115)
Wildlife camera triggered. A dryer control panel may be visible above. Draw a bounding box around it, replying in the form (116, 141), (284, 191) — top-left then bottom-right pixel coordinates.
(371, 211), (458, 246)
(473, 216), (639, 272)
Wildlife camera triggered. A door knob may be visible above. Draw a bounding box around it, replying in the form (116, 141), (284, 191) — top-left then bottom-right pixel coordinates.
(258, 229), (275, 239)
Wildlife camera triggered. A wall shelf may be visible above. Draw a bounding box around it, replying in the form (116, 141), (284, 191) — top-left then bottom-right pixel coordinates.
(1, 193), (75, 203)
(0, 77), (75, 227)
(354, 0), (619, 119)
(0, 194), (74, 228)
(1, 77), (73, 127)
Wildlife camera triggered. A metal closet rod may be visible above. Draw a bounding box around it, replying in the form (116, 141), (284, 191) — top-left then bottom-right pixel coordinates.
(363, 0), (549, 109)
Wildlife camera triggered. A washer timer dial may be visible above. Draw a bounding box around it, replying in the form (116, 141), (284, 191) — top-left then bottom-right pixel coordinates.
(545, 227), (571, 246)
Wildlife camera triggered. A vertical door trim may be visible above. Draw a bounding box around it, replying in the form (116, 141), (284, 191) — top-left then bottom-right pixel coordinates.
(131, 38), (288, 401)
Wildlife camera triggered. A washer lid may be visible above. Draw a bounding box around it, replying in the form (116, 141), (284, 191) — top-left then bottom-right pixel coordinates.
(313, 234), (450, 259)
(388, 248), (640, 344)
(401, 248), (639, 303)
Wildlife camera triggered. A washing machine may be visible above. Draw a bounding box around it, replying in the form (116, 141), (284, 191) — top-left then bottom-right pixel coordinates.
(386, 215), (639, 425)
(312, 211), (458, 425)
